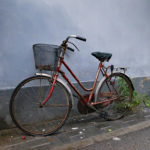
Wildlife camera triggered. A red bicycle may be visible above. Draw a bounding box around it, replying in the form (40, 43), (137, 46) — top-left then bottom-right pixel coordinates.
(10, 35), (134, 136)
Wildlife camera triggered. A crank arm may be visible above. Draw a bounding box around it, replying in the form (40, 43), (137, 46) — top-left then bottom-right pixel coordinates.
(87, 103), (108, 119)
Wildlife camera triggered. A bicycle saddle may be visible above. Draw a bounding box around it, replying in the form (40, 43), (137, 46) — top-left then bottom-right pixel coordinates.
(91, 52), (112, 62)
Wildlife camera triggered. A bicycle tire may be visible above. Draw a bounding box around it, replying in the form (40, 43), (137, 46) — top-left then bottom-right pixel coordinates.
(95, 72), (133, 121)
(10, 75), (71, 136)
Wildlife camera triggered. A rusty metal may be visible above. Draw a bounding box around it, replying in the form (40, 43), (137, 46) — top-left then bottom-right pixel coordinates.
(44, 104), (69, 107)
(77, 95), (95, 114)
(41, 35), (128, 114)
(62, 60), (93, 92)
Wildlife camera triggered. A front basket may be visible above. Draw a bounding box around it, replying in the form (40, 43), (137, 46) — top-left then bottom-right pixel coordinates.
(33, 44), (62, 71)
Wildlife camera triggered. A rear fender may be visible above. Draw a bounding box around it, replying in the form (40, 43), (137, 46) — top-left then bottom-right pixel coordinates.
(94, 71), (134, 102)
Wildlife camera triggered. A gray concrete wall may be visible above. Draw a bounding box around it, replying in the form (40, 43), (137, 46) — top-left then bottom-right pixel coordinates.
(132, 77), (150, 96)
(0, 76), (150, 130)
(1, 0), (150, 89)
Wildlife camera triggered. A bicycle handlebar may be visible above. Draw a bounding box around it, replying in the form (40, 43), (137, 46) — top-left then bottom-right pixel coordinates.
(76, 36), (86, 42)
(66, 35), (86, 42)
(61, 35), (86, 53)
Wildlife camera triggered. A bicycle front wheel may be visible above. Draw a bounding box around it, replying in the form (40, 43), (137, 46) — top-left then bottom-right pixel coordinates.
(10, 75), (71, 136)
(96, 72), (133, 121)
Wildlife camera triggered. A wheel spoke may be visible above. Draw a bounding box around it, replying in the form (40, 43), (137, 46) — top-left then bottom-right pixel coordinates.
(96, 73), (133, 120)
(44, 104), (69, 107)
(10, 75), (71, 136)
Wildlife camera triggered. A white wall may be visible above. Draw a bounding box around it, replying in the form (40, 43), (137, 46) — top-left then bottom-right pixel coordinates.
(0, 0), (150, 89)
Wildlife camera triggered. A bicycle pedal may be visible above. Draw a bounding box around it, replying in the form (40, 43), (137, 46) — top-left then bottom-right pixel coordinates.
(99, 111), (108, 119)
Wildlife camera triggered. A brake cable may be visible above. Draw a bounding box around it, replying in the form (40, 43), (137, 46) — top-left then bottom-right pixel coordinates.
(67, 41), (80, 51)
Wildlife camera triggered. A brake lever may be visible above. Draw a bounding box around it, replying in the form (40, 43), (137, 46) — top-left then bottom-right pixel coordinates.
(68, 41), (80, 51)
(67, 47), (75, 52)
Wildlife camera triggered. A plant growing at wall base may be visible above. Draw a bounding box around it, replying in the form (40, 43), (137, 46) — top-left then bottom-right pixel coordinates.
(116, 78), (150, 112)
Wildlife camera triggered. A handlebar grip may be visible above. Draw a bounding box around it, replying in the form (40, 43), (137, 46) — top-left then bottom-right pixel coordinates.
(76, 36), (86, 42)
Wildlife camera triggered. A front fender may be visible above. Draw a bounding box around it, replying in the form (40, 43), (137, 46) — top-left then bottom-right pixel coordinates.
(35, 73), (74, 107)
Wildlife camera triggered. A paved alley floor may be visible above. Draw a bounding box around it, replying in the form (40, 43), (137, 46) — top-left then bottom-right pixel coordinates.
(1, 108), (150, 150)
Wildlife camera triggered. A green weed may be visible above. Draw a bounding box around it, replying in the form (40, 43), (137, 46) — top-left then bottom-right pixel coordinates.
(116, 78), (150, 111)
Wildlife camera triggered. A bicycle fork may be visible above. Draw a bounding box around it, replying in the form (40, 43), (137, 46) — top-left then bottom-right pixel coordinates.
(40, 74), (58, 107)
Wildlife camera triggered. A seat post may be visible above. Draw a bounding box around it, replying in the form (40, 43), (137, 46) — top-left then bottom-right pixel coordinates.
(88, 61), (102, 103)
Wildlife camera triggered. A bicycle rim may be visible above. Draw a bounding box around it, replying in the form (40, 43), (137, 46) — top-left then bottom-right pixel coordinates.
(10, 75), (71, 136)
(96, 73), (133, 121)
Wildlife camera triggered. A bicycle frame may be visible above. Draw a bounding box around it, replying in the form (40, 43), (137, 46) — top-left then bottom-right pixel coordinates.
(10, 35), (134, 136)
(59, 58), (102, 101)
(42, 56), (112, 106)
(41, 38), (120, 107)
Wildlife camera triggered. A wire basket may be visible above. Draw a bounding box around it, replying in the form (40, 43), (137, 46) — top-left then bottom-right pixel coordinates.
(33, 44), (62, 71)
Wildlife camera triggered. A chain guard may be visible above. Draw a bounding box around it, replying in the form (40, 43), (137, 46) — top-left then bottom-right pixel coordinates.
(77, 95), (95, 114)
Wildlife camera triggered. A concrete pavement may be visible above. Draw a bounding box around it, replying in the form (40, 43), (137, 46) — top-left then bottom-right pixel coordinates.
(1, 107), (150, 150)
(82, 123), (150, 150)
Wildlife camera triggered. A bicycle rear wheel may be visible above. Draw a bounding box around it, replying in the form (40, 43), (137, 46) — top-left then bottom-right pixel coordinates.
(10, 75), (71, 136)
(96, 72), (133, 120)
